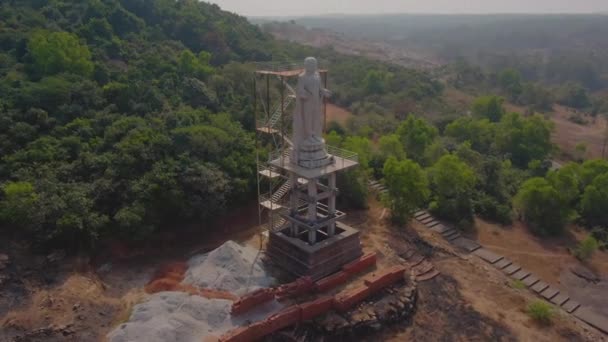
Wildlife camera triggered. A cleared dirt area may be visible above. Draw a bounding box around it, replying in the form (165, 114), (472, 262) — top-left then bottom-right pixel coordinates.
(469, 218), (608, 317)
(326, 103), (353, 127)
(551, 105), (607, 160)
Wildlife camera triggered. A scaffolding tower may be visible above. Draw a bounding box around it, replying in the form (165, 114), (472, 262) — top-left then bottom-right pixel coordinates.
(253, 62), (325, 232)
(254, 61), (363, 280)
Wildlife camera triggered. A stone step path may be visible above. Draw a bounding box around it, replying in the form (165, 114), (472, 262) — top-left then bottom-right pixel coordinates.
(368, 180), (388, 195)
(398, 247), (440, 283)
(411, 208), (608, 335)
(413, 210), (481, 254)
(473, 245), (608, 334)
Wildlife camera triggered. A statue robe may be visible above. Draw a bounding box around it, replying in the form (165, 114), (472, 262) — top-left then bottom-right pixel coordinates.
(293, 71), (325, 152)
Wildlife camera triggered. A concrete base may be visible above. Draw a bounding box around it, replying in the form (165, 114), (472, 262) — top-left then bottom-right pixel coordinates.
(266, 222), (363, 280)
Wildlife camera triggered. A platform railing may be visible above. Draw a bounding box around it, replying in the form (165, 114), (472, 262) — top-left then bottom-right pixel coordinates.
(268, 145), (359, 168)
(254, 61), (306, 73)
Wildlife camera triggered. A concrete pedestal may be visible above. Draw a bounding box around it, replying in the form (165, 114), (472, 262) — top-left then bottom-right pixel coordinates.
(266, 222), (363, 280)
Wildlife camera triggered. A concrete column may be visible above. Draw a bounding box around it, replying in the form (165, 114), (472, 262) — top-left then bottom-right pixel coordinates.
(308, 227), (316, 245)
(307, 180), (317, 244)
(307, 180), (317, 221)
(328, 173), (337, 236)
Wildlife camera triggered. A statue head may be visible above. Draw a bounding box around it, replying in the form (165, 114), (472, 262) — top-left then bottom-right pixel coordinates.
(304, 57), (318, 75)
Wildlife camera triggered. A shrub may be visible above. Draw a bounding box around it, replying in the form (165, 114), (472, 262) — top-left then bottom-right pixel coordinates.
(574, 236), (600, 260)
(511, 280), (526, 289)
(526, 300), (554, 325)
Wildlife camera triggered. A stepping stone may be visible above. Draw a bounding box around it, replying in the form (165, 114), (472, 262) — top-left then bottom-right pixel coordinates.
(416, 269), (440, 282)
(573, 307), (608, 334)
(551, 293), (570, 306)
(369, 180), (380, 186)
(441, 228), (457, 236)
(446, 232), (461, 241)
(474, 248), (504, 264)
(413, 262), (434, 276)
(493, 258), (512, 270)
(431, 224), (451, 234)
(414, 211), (428, 218)
(421, 216), (436, 225)
(541, 287), (560, 300)
(451, 237), (481, 252)
(531, 281), (549, 293)
(511, 269), (531, 281)
(402, 249), (417, 259)
(522, 274), (540, 287)
(408, 254), (425, 267)
(416, 213), (431, 221)
(562, 300), (580, 314)
(503, 264), (521, 275)
(426, 220), (441, 228)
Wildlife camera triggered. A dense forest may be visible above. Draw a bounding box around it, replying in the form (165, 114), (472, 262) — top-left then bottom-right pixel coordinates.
(1, 2), (606, 254)
(0, 0), (443, 249)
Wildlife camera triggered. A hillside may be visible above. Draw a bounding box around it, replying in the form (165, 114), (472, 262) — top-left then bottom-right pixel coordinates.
(0, 0), (280, 248)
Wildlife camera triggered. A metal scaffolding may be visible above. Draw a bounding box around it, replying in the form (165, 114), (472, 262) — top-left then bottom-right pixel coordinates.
(253, 62), (329, 233)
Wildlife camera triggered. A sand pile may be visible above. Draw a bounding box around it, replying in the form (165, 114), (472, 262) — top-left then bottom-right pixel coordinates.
(108, 241), (280, 342)
(183, 240), (275, 295)
(108, 292), (283, 342)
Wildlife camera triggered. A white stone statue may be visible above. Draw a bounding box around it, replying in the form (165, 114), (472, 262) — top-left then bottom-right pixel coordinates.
(292, 57), (333, 168)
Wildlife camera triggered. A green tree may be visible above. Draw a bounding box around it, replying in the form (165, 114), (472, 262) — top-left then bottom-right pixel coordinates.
(580, 173), (608, 227)
(27, 30), (94, 77)
(547, 163), (581, 206)
(498, 68), (523, 100)
(574, 235), (600, 261)
(396, 115), (438, 163)
(383, 157), (429, 224)
(429, 155), (477, 227)
(472, 95), (506, 122)
(495, 113), (553, 168)
(445, 117), (496, 153)
(557, 83), (590, 109)
(378, 134), (406, 161)
(514, 178), (570, 236)
(0, 182), (40, 231)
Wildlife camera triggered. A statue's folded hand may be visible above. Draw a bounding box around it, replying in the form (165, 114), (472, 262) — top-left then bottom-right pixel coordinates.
(322, 89), (332, 98)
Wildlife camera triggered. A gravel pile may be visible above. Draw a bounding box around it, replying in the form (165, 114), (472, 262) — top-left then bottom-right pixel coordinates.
(108, 241), (280, 342)
(183, 240), (275, 295)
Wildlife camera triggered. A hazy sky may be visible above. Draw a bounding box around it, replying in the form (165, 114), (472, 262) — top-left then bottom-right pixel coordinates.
(208, 0), (608, 17)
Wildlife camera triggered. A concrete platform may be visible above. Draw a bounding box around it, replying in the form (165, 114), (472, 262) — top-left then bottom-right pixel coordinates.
(271, 155), (358, 179)
(574, 307), (608, 334)
(522, 274), (540, 287)
(532, 281), (549, 293)
(414, 211), (428, 219)
(427, 221), (441, 228)
(493, 258), (512, 270)
(266, 222), (362, 280)
(416, 213), (431, 221)
(431, 224), (451, 234)
(541, 287), (560, 300)
(503, 264), (521, 275)
(511, 269), (531, 281)
(551, 293), (570, 306)
(562, 300), (581, 313)
(474, 248), (504, 264)
(451, 237), (481, 252)
(421, 216), (436, 225)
